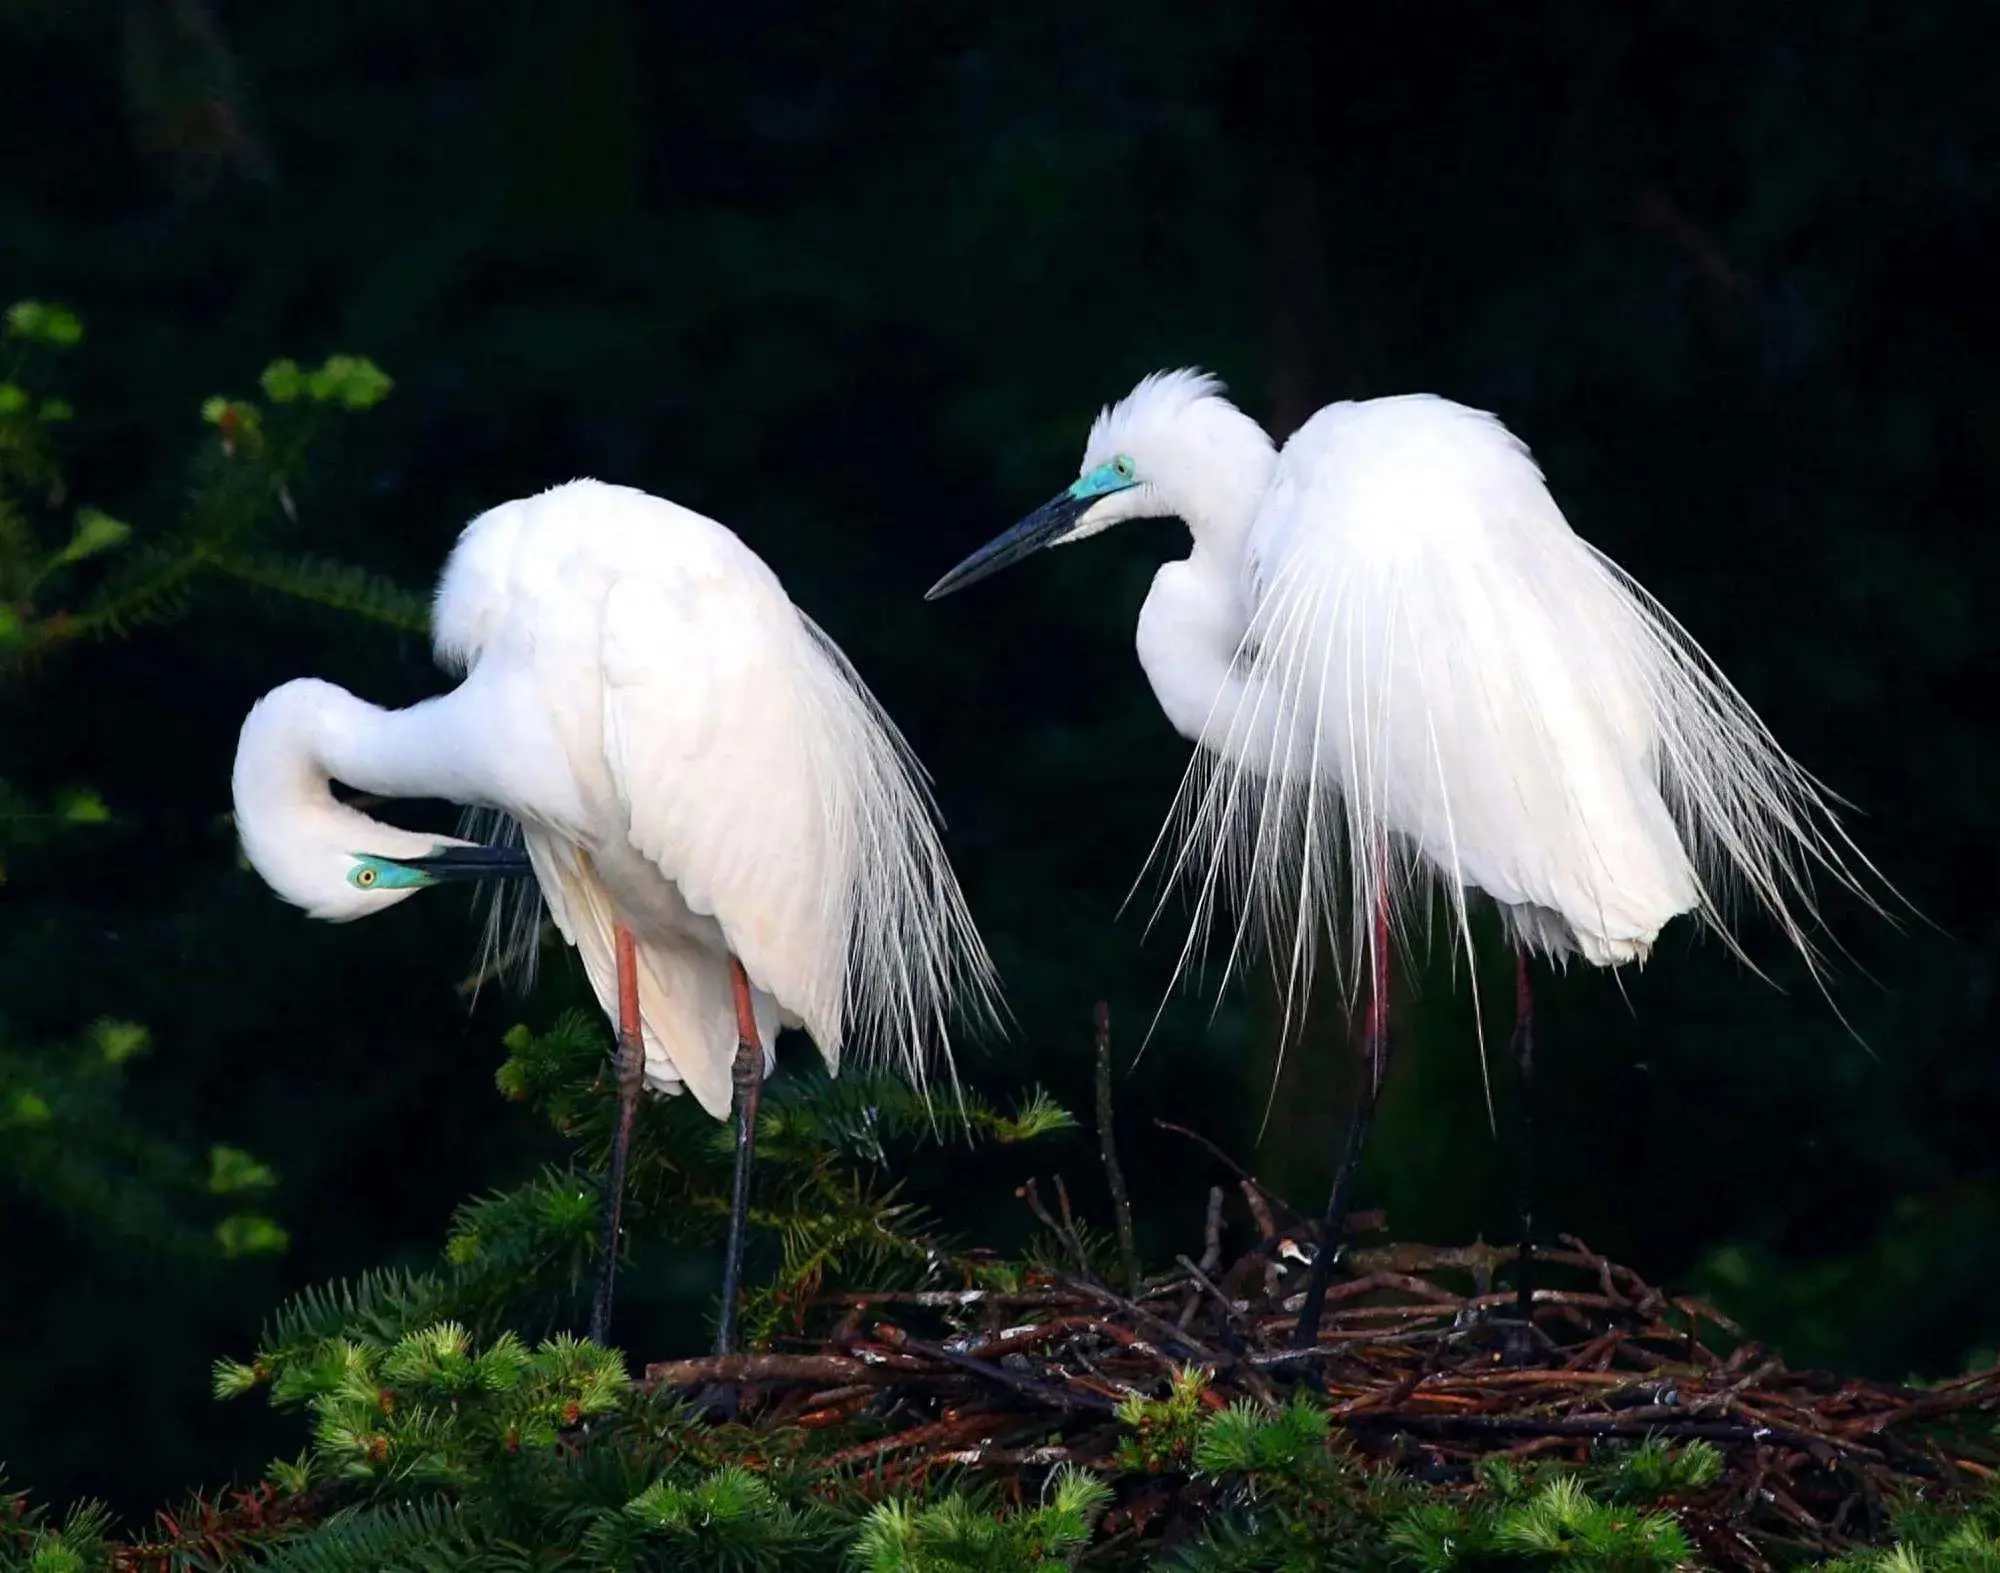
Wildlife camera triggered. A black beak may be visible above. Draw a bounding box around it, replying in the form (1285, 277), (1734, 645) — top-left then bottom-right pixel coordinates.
(925, 491), (1095, 601)
(401, 843), (536, 882)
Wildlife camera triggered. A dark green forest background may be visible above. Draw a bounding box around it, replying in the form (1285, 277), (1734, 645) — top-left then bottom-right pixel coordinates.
(2, 0), (1994, 1517)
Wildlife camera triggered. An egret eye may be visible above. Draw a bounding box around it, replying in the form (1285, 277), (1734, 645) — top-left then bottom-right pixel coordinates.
(1112, 456), (1136, 481)
(354, 866), (378, 887)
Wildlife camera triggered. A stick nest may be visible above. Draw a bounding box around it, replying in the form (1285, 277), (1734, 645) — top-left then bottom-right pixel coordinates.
(647, 1169), (2000, 1570)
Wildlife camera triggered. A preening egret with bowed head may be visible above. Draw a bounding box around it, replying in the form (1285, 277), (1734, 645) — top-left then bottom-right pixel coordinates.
(928, 370), (1888, 1343)
(234, 478), (998, 1353)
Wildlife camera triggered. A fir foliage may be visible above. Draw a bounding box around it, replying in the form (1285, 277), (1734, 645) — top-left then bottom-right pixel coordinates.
(0, 299), (409, 1265)
(850, 1468), (1113, 1571)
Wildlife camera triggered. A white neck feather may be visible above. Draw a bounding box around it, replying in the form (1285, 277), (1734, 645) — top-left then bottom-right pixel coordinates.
(231, 678), (485, 918)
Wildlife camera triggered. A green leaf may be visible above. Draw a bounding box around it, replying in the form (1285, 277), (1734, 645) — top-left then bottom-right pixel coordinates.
(28, 1541), (88, 1573)
(91, 1018), (149, 1064)
(212, 1358), (263, 1400)
(0, 382), (27, 415)
(38, 397), (73, 423)
(52, 508), (133, 568)
(58, 788), (113, 825)
(5, 299), (84, 346)
(992, 1086), (1080, 1142)
(208, 1143), (279, 1194)
(216, 1212), (291, 1258)
(6, 1089), (53, 1126)
(260, 357), (305, 403)
(304, 354), (394, 411)
(200, 396), (263, 435)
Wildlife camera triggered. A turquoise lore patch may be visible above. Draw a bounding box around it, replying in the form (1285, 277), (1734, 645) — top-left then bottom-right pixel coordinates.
(1067, 456), (1139, 501)
(347, 854), (436, 891)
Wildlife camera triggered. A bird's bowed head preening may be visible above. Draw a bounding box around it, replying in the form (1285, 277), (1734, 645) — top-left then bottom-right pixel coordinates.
(929, 368), (1897, 1342)
(232, 478), (1001, 1356)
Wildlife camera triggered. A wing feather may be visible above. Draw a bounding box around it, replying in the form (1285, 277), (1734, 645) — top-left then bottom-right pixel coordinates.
(434, 480), (995, 1112)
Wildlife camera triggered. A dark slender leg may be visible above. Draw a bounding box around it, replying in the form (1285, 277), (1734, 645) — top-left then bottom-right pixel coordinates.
(1511, 945), (1537, 1320)
(590, 924), (644, 1346)
(713, 957), (765, 1358)
(1292, 883), (1393, 1348)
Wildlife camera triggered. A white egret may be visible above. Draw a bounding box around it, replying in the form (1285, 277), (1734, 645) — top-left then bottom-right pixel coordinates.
(234, 478), (997, 1353)
(928, 369), (1885, 1344)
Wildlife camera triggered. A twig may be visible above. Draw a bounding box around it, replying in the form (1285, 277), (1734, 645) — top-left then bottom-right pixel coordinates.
(825, 1288), (1075, 1309)
(1153, 1119), (1294, 1231)
(1175, 1254), (1249, 1333)
(1239, 1179), (1277, 1243)
(874, 1324), (1117, 1414)
(1055, 1176), (1083, 1260)
(1020, 1178), (1095, 1278)
(1179, 1187), (1225, 1330)
(1094, 1001), (1142, 1296)
(1351, 1413), (1851, 1452)
(932, 1444), (1077, 1467)
(1054, 1271), (1221, 1367)
(643, 1353), (910, 1387)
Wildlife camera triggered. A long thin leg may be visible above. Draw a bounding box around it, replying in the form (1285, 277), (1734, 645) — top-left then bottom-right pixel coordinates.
(589, 924), (644, 1346)
(1512, 945), (1536, 1320)
(713, 956), (765, 1358)
(1292, 880), (1393, 1348)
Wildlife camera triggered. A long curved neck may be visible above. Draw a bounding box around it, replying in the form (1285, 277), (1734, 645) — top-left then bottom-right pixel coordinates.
(307, 681), (495, 805)
(1134, 416), (1283, 763)
(1137, 557), (1300, 782)
(1170, 434), (1278, 580)
(232, 678), (494, 861)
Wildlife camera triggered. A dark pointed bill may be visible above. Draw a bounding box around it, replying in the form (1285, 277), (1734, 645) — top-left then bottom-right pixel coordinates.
(924, 491), (1095, 601)
(400, 842), (537, 881)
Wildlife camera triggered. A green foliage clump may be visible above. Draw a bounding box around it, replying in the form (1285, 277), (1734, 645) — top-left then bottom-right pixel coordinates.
(1115, 1366), (1217, 1474)
(1, 299), (412, 665)
(1821, 1484), (2000, 1573)
(1134, 1394), (1726, 1572)
(259, 1321), (624, 1489)
(852, 1468), (1113, 1571)
(0, 298), (421, 1264)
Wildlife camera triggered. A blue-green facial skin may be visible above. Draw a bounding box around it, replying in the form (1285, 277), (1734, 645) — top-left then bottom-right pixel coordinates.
(347, 855), (437, 892)
(1067, 455), (1139, 501)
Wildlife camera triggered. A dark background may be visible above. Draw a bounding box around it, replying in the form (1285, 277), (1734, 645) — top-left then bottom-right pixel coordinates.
(2, 0), (1995, 1516)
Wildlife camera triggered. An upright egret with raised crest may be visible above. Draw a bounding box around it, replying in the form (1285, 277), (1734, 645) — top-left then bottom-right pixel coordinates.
(233, 478), (998, 1353)
(928, 369), (1886, 1344)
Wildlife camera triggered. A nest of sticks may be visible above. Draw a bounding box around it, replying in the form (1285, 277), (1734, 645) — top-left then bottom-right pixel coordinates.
(647, 1023), (2000, 1569)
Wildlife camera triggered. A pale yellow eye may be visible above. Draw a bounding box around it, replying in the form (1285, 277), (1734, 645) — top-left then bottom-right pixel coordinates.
(356, 867), (378, 887)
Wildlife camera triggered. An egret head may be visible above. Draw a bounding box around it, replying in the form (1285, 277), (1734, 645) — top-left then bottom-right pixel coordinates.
(231, 678), (528, 922)
(926, 369), (1275, 599)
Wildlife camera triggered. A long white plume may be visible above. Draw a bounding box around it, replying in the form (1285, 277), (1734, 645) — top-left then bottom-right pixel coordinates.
(1137, 397), (1895, 1085)
(789, 614), (1003, 1104)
